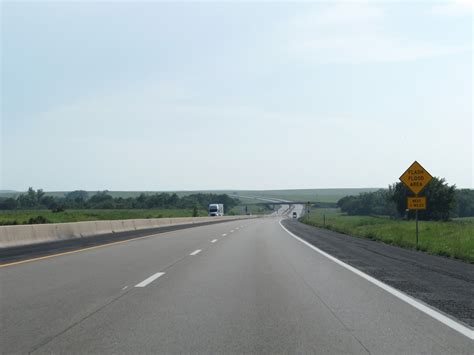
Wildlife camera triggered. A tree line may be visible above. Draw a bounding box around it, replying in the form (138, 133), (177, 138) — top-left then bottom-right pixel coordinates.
(337, 178), (474, 221)
(0, 188), (240, 213)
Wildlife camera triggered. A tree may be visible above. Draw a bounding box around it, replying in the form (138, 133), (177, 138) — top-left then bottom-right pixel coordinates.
(88, 191), (115, 209)
(0, 198), (17, 209)
(40, 196), (59, 210)
(455, 189), (474, 218)
(337, 190), (396, 217)
(65, 190), (88, 203)
(390, 177), (456, 221)
(17, 187), (38, 208)
(36, 189), (45, 201)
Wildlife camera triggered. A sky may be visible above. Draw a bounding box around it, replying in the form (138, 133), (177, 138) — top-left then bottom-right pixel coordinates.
(1, 0), (473, 191)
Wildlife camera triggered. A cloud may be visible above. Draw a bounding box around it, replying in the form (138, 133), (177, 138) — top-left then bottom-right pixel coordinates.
(284, 2), (471, 63)
(289, 2), (384, 29)
(430, 0), (473, 17)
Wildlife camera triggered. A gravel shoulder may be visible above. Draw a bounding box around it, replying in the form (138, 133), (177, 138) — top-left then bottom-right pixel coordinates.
(282, 218), (474, 327)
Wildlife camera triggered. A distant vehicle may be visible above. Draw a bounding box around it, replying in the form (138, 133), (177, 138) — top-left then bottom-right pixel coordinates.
(292, 212), (297, 218)
(209, 203), (224, 217)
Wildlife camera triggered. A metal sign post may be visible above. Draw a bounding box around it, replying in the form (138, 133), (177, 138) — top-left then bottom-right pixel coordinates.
(415, 209), (419, 248)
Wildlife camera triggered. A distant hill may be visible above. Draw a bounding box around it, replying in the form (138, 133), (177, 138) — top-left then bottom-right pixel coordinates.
(228, 188), (380, 203)
(0, 190), (20, 198)
(0, 188), (380, 203)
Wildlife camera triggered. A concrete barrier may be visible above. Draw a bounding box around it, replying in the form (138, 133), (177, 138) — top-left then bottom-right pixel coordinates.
(0, 215), (254, 248)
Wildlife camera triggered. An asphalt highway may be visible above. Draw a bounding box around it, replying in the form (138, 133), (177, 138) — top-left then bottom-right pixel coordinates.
(283, 218), (474, 328)
(1, 217), (472, 354)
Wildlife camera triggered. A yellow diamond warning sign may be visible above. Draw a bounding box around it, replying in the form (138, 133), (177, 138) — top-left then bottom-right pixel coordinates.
(399, 161), (433, 195)
(407, 197), (426, 210)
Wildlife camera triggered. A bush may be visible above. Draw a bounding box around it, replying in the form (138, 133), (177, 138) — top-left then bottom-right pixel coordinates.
(27, 215), (49, 224)
(0, 220), (18, 226)
(51, 206), (66, 213)
(338, 189), (396, 217)
(390, 178), (456, 221)
(337, 178), (462, 221)
(1, 189), (241, 213)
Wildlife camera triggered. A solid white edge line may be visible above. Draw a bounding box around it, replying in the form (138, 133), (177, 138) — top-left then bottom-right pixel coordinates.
(211, 239), (218, 243)
(190, 249), (202, 256)
(278, 219), (474, 340)
(135, 272), (165, 288)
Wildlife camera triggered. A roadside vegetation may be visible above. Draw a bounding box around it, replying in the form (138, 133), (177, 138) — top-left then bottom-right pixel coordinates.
(300, 179), (474, 263)
(0, 188), (378, 204)
(336, 178), (473, 220)
(0, 208), (211, 225)
(300, 210), (473, 263)
(0, 189), (240, 225)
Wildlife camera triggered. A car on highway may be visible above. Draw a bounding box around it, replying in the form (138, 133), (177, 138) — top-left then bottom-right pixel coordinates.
(292, 212), (297, 218)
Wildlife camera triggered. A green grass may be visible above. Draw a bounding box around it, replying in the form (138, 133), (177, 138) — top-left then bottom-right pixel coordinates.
(453, 216), (474, 222)
(0, 209), (209, 225)
(300, 209), (474, 263)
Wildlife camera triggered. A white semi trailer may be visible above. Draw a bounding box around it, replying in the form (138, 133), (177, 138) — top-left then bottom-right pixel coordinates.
(208, 203), (224, 217)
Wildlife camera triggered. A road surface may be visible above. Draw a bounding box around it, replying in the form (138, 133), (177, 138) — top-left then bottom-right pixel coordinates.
(1, 218), (472, 354)
(283, 219), (474, 328)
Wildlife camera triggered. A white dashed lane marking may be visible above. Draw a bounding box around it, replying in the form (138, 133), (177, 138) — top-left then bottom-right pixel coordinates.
(135, 272), (165, 288)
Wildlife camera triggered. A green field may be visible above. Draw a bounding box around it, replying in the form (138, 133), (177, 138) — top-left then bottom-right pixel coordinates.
(301, 209), (474, 263)
(0, 209), (209, 225)
(0, 188), (379, 203)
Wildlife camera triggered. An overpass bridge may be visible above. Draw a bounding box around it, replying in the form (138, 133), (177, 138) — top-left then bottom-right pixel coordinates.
(250, 201), (314, 206)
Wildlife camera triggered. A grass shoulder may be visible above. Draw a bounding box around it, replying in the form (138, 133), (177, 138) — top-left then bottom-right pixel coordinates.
(0, 208), (209, 225)
(300, 209), (474, 263)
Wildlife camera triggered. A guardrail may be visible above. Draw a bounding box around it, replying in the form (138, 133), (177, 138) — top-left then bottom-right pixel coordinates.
(0, 216), (254, 249)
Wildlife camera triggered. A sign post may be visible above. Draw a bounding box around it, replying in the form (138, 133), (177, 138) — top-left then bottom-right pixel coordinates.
(416, 210), (419, 247)
(399, 161), (432, 249)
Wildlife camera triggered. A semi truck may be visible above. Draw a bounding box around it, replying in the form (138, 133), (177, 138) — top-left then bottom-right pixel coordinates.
(208, 203), (224, 217)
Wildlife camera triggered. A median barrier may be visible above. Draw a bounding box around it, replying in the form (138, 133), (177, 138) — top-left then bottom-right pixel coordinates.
(121, 219), (135, 232)
(95, 220), (114, 236)
(75, 221), (99, 238)
(152, 218), (172, 228)
(31, 224), (59, 245)
(1, 225), (36, 248)
(0, 215), (254, 248)
(56, 222), (81, 240)
(133, 219), (156, 230)
(110, 220), (128, 233)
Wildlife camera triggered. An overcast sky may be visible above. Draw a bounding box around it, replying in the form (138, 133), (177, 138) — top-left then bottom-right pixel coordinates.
(1, 0), (472, 191)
